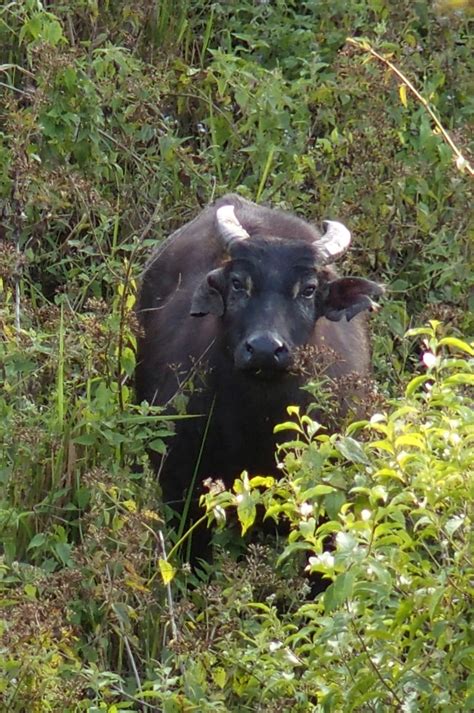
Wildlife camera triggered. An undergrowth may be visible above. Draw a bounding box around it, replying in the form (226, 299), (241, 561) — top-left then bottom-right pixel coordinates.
(0, 0), (473, 710)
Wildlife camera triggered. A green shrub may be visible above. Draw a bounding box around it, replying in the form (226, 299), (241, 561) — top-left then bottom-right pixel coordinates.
(194, 324), (473, 711)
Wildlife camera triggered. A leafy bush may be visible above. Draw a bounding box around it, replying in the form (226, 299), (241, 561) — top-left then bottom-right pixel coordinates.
(199, 323), (473, 711)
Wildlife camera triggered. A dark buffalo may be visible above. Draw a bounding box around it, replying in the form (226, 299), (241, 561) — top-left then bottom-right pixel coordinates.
(136, 194), (383, 549)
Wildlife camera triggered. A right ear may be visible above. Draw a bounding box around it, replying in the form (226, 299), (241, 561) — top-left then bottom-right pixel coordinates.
(190, 268), (227, 317)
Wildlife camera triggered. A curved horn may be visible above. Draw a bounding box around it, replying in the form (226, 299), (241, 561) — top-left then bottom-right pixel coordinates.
(216, 205), (250, 251)
(314, 220), (351, 264)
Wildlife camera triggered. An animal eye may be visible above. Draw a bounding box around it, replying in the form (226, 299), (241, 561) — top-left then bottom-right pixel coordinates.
(232, 277), (244, 291)
(300, 285), (316, 298)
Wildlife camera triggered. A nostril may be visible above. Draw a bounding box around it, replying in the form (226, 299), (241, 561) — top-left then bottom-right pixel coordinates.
(274, 344), (288, 360)
(238, 333), (290, 372)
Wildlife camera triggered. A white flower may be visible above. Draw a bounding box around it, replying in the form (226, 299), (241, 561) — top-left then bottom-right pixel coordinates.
(299, 502), (313, 517)
(422, 351), (437, 368)
(306, 551), (335, 570)
(361, 509), (371, 521)
(269, 640), (283, 652)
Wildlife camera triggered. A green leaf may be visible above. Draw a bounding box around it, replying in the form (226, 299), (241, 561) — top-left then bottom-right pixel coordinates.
(324, 571), (354, 612)
(438, 337), (474, 356)
(24, 583), (37, 599)
(336, 532), (357, 553)
(336, 437), (370, 464)
(249, 475), (275, 489)
(428, 587), (445, 619)
(44, 18), (64, 46)
(274, 421), (303, 434)
(27, 533), (47, 551)
(20, 14), (42, 42)
(334, 570), (354, 600)
(75, 487), (91, 509)
(299, 517), (316, 539)
(405, 374), (431, 397)
(301, 484), (337, 498)
(73, 433), (96, 446)
(213, 667), (227, 689)
(373, 467), (404, 481)
(369, 439), (395, 455)
(0, 599), (18, 608)
(148, 438), (167, 454)
(325, 492), (346, 520)
(405, 326), (435, 338)
(112, 602), (130, 627)
(445, 515), (464, 536)
(54, 541), (73, 565)
(444, 373), (474, 386)
(395, 433), (425, 449)
(237, 491), (257, 535)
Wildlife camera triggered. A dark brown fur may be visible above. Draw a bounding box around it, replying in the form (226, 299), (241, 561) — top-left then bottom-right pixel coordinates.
(136, 194), (379, 550)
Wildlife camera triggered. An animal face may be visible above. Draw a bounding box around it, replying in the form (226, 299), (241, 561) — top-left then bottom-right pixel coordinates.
(190, 238), (383, 377)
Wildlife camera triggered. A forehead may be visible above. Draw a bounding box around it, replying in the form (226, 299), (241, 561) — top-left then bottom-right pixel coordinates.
(229, 238), (317, 279)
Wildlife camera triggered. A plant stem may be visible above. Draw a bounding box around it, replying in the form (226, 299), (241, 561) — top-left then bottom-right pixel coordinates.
(347, 37), (473, 177)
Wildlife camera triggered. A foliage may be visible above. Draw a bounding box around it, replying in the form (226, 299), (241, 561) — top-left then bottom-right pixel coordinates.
(202, 324), (474, 711)
(0, 0), (473, 710)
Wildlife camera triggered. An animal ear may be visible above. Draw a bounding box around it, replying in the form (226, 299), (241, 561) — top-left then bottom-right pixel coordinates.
(322, 277), (384, 322)
(190, 268), (226, 317)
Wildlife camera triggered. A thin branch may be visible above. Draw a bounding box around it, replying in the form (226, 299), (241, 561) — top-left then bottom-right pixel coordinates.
(0, 63), (35, 79)
(0, 80), (30, 96)
(346, 37), (473, 177)
(14, 258), (21, 334)
(123, 632), (145, 701)
(12, 170), (22, 336)
(66, 13), (76, 46)
(97, 128), (150, 169)
(110, 685), (160, 711)
(349, 610), (404, 709)
(106, 566), (146, 713)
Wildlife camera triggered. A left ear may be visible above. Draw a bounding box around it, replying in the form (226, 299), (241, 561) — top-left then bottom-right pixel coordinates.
(322, 277), (384, 322)
(190, 268), (227, 317)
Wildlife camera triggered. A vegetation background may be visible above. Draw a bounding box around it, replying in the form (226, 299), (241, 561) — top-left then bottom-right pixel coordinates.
(0, 0), (472, 710)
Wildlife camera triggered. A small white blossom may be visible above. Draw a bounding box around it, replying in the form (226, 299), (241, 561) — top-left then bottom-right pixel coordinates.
(269, 640), (283, 652)
(361, 509), (371, 521)
(213, 506), (226, 524)
(299, 502), (313, 517)
(422, 351), (437, 368)
(306, 551), (335, 571)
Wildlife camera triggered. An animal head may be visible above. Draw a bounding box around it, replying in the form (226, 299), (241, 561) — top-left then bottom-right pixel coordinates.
(190, 205), (383, 377)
